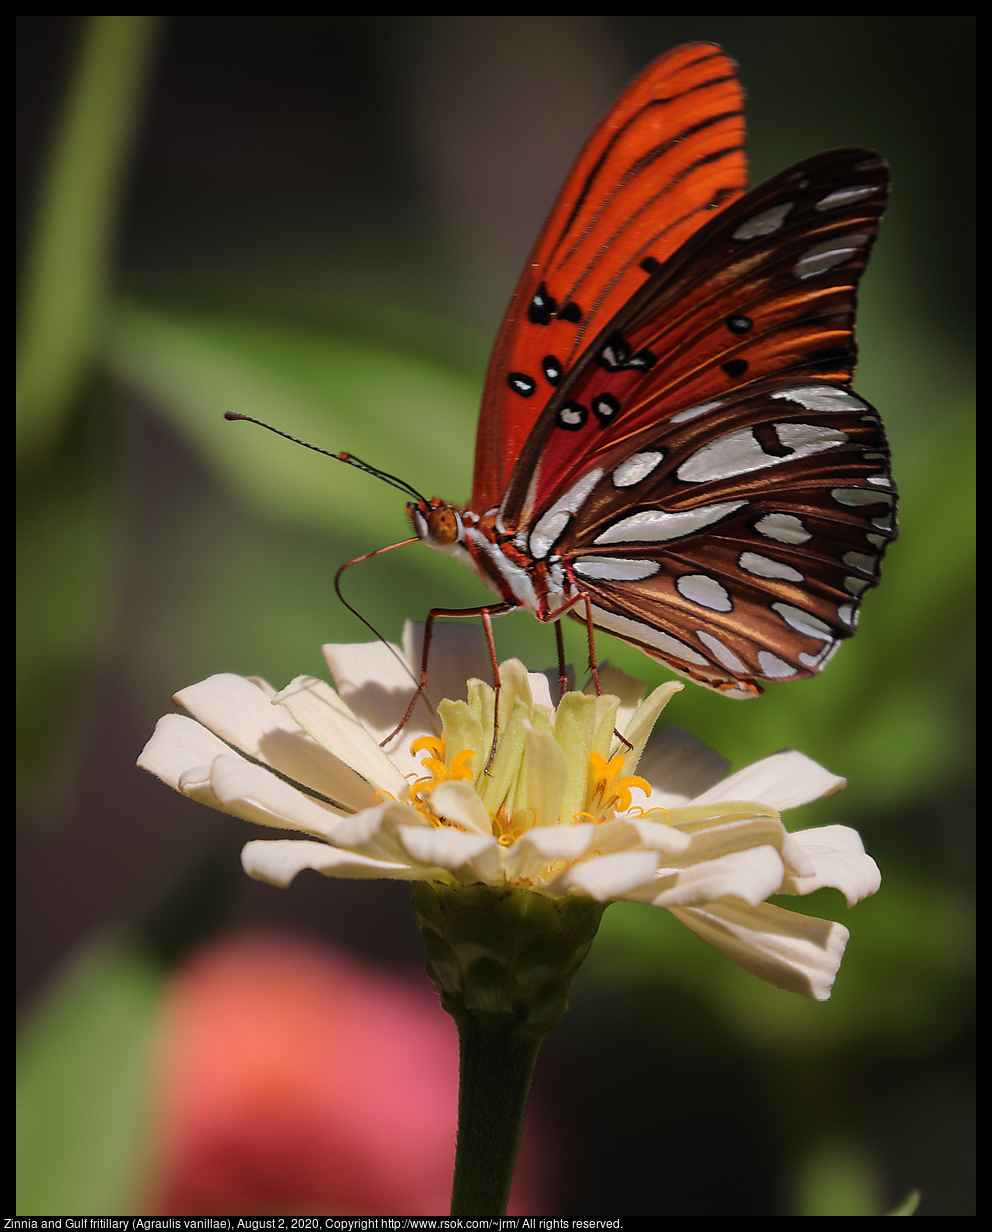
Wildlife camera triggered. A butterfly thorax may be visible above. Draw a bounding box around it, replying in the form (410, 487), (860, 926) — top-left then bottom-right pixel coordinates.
(409, 497), (579, 621)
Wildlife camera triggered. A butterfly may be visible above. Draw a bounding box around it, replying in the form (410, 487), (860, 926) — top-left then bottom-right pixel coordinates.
(405, 41), (896, 699)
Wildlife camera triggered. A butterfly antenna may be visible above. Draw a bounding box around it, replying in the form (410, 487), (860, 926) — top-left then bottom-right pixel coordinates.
(224, 412), (428, 502)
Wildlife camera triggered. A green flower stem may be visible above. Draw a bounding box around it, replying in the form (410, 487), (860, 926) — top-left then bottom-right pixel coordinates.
(449, 1011), (544, 1216)
(411, 879), (606, 1216)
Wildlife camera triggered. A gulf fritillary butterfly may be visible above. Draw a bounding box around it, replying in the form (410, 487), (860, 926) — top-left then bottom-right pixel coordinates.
(405, 41), (897, 699)
(230, 40), (897, 704)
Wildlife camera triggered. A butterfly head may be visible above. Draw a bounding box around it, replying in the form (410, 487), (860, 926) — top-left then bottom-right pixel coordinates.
(409, 498), (465, 554)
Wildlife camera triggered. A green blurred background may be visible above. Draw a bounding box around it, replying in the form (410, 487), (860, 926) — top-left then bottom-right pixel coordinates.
(17, 16), (973, 1216)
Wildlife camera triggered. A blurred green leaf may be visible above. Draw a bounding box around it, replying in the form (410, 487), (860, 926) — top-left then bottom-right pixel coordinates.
(16, 394), (114, 801)
(16, 939), (164, 1215)
(17, 17), (158, 468)
(106, 295), (482, 543)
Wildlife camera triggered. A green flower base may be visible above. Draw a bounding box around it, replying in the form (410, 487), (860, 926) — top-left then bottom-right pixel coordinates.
(412, 880), (606, 1036)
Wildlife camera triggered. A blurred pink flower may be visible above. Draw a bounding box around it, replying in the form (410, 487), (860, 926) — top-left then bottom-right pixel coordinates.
(147, 931), (546, 1214)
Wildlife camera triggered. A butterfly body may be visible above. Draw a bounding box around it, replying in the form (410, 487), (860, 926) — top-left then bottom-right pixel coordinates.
(409, 43), (896, 698)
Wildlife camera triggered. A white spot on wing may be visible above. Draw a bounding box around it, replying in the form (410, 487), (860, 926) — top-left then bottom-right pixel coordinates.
(678, 423), (847, 482)
(794, 233), (870, 279)
(573, 557), (661, 582)
(594, 500), (746, 545)
(528, 468), (604, 558)
(529, 512), (569, 560)
(832, 488), (893, 508)
(770, 385), (866, 414)
(739, 552), (804, 582)
(799, 640), (841, 668)
(842, 550), (878, 574)
(612, 451), (665, 487)
(670, 400), (721, 424)
(676, 574), (732, 612)
(732, 202), (794, 240)
(815, 185), (880, 211)
(754, 513), (811, 545)
(757, 651), (797, 678)
(772, 603), (832, 641)
(589, 605), (709, 666)
(696, 630), (746, 673)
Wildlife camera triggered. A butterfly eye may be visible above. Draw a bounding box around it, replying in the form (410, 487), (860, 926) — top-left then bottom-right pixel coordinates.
(426, 506), (460, 546)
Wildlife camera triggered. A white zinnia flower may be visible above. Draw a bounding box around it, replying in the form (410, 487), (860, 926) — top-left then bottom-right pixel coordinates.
(138, 622), (879, 1002)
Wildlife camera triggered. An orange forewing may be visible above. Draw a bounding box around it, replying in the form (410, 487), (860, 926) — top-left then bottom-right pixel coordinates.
(471, 42), (747, 510)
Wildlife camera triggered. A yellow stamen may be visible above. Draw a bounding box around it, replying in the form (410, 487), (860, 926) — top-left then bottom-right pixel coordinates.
(493, 806), (533, 847)
(410, 735), (444, 758)
(446, 747), (476, 782)
(588, 750), (650, 817)
(406, 736), (481, 830)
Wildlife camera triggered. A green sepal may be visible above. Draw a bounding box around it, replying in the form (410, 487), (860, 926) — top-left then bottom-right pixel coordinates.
(412, 879), (605, 1036)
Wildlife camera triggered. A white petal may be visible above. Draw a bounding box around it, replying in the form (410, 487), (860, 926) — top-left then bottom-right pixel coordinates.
(176, 765), (222, 808)
(551, 849), (661, 901)
(175, 673), (376, 809)
(273, 675), (408, 799)
(691, 750), (845, 811)
(137, 713), (233, 792)
(502, 822), (599, 882)
(637, 725), (731, 807)
(325, 621), (492, 770)
(175, 673), (296, 752)
(526, 671), (555, 712)
(668, 899), (850, 1000)
(326, 800), (426, 863)
(622, 815), (693, 854)
(397, 823), (502, 883)
(429, 779), (493, 835)
(321, 638), (436, 772)
(666, 812), (814, 876)
(779, 825), (882, 905)
(630, 846), (786, 909)
(208, 754), (342, 836)
(513, 822), (598, 860)
(494, 658), (536, 728)
(241, 838), (415, 887)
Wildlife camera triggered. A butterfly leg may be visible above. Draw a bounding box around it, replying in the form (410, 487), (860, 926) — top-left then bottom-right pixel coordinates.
(554, 621), (569, 702)
(381, 601), (517, 751)
(542, 592), (602, 694)
(544, 593), (634, 750)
